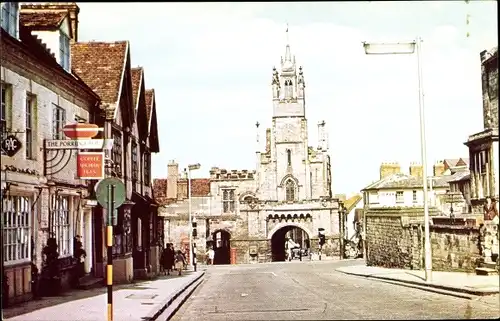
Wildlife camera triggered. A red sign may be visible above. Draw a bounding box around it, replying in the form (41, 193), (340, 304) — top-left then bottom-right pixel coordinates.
(77, 152), (104, 180)
(63, 123), (101, 140)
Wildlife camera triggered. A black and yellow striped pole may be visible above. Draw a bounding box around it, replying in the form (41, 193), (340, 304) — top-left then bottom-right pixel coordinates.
(96, 177), (125, 321)
(106, 184), (115, 321)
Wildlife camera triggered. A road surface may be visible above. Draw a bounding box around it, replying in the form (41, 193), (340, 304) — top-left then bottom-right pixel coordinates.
(171, 260), (499, 320)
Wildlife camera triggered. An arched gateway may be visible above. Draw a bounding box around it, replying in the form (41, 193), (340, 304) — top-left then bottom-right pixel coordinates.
(210, 229), (231, 265)
(269, 223), (312, 262)
(157, 33), (340, 266)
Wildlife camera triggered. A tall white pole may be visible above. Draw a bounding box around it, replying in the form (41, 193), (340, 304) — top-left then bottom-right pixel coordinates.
(416, 36), (432, 282)
(188, 168), (193, 269)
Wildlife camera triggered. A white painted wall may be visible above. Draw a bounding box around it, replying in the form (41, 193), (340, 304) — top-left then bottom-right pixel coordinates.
(31, 17), (71, 70)
(346, 197), (364, 240)
(364, 187), (448, 209)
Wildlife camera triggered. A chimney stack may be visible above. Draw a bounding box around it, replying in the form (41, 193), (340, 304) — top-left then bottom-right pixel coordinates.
(433, 161), (445, 177)
(380, 162), (401, 180)
(409, 162), (423, 179)
(20, 3), (80, 43)
(166, 160), (178, 199)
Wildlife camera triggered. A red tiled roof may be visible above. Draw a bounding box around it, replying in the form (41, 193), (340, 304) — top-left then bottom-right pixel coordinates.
(145, 89), (154, 125)
(131, 67), (143, 110)
(20, 11), (67, 29)
(190, 179), (211, 197)
(71, 41), (128, 105)
(153, 178), (168, 198)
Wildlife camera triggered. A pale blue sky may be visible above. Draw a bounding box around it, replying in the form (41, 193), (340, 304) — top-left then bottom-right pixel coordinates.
(77, 1), (497, 195)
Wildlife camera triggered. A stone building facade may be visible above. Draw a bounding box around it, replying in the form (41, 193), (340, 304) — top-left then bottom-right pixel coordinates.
(155, 38), (340, 264)
(1, 2), (100, 304)
(2, 2), (163, 307)
(465, 46), (499, 217)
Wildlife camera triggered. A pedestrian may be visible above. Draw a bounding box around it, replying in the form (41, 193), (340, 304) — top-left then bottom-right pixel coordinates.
(174, 250), (186, 276)
(205, 248), (215, 265)
(285, 238), (292, 262)
(161, 243), (175, 275)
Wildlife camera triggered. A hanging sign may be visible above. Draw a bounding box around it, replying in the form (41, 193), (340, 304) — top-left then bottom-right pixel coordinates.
(77, 152), (105, 180)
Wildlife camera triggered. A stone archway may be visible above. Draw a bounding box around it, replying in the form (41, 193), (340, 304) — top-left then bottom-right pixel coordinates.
(211, 229), (231, 265)
(269, 223), (311, 262)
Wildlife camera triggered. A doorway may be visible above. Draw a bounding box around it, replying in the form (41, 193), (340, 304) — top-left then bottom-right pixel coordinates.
(271, 225), (309, 262)
(212, 230), (231, 265)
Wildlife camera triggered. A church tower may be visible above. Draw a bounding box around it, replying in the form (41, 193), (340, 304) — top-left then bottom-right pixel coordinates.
(269, 26), (311, 202)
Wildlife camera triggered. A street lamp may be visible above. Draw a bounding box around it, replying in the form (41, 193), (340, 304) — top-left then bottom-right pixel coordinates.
(187, 163), (201, 271)
(338, 202), (347, 260)
(362, 37), (432, 282)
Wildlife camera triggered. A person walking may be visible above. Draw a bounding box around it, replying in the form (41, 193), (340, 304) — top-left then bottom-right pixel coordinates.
(174, 250), (186, 276)
(162, 243), (175, 275)
(206, 248), (215, 265)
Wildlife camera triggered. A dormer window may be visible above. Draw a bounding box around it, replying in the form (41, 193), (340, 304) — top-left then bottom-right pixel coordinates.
(59, 31), (70, 71)
(1, 2), (19, 38)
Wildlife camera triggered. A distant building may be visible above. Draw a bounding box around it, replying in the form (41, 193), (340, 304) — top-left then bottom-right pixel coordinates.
(341, 194), (363, 240)
(154, 35), (341, 264)
(362, 162), (470, 216)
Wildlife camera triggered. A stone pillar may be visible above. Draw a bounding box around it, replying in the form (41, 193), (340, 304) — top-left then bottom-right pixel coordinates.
(470, 153), (477, 199)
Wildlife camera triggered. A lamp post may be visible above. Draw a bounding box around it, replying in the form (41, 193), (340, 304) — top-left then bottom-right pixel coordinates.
(187, 163), (201, 271)
(338, 202), (346, 260)
(362, 37), (432, 282)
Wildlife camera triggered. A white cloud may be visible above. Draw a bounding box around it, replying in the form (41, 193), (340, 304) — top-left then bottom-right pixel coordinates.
(77, 2), (496, 195)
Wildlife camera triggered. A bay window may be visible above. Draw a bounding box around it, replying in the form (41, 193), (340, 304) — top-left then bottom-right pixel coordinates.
(3, 195), (31, 264)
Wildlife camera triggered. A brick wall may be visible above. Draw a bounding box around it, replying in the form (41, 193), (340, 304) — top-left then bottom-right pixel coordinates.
(366, 209), (484, 272)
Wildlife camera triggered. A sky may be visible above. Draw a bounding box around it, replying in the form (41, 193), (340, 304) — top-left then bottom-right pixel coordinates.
(77, 1), (497, 196)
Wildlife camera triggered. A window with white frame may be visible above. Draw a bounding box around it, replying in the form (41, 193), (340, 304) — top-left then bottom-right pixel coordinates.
(26, 93), (36, 159)
(396, 191), (404, 203)
(412, 190), (417, 203)
(368, 192), (379, 204)
(53, 195), (71, 257)
(59, 31), (70, 71)
(1, 2), (19, 38)
(52, 104), (66, 139)
(222, 189), (235, 213)
(3, 195), (31, 264)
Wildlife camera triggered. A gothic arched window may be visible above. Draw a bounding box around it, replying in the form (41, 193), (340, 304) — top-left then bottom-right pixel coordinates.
(285, 179), (295, 202)
(284, 79), (293, 98)
(287, 149), (292, 166)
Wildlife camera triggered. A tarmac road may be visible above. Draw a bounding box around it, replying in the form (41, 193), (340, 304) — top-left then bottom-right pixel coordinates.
(170, 259), (500, 320)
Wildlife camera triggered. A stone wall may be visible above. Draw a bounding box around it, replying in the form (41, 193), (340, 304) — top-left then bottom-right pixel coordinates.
(431, 220), (481, 272)
(366, 209), (423, 269)
(366, 208), (483, 272)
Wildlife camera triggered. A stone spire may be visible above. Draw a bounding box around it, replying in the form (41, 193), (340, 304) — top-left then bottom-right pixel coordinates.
(281, 23), (295, 73)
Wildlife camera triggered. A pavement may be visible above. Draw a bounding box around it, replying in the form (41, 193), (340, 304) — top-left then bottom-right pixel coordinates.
(335, 265), (500, 296)
(3, 271), (205, 321)
(172, 259), (500, 320)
